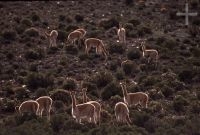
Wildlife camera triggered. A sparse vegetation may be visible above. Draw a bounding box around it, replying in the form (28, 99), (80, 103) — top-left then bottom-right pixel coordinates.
(0, 1), (199, 135)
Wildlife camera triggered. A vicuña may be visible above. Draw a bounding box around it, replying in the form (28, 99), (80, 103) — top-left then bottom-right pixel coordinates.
(36, 96), (53, 121)
(84, 38), (108, 60)
(120, 82), (149, 108)
(115, 102), (131, 126)
(70, 91), (96, 125)
(82, 88), (101, 125)
(45, 30), (58, 48)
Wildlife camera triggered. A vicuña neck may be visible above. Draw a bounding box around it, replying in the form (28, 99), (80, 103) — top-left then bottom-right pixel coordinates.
(71, 94), (77, 109)
(83, 91), (87, 103)
(121, 84), (128, 97)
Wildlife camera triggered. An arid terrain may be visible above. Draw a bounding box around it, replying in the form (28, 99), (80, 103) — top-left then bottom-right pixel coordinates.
(0, 1), (200, 135)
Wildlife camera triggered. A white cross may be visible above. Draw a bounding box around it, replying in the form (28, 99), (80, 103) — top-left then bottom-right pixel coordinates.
(176, 3), (198, 26)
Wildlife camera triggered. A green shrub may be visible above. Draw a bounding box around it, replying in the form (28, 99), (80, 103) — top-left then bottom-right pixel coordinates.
(178, 69), (195, 83)
(59, 14), (66, 22)
(65, 45), (78, 55)
(191, 101), (200, 114)
(133, 111), (150, 127)
(1, 99), (15, 113)
(108, 43), (125, 54)
(191, 0), (199, 8)
(49, 89), (71, 104)
(34, 88), (48, 98)
(127, 48), (141, 60)
(137, 26), (152, 36)
(90, 71), (114, 88)
(190, 47), (200, 57)
(24, 49), (44, 60)
(50, 114), (65, 132)
(115, 69), (125, 80)
(2, 30), (17, 41)
(128, 19), (140, 26)
(101, 81), (122, 100)
(161, 85), (174, 98)
(66, 16), (73, 23)
(99, 18), (119, 29)
(148, 89), (164, 100)
(62, 78), (77, 91)
(162, 38), (177, 49)
(122, 60), (139, 75)
(14, 87), (29, 100)
(15, 113), (38, 125)
(47, 46), (59, 54)
(125, 0), (134, 5)
(57, 30), (68, 42)
(31, 12), (40, 22)
(66, 25), (79, 32)
(74, 14), (84, 22)
(26, 72), (54, 91)
(78, 52), (88, 61)
(173, 95), (189, 112)
(21, 18), (33, 27)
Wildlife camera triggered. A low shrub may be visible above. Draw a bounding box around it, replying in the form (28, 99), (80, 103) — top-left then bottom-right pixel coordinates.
(101, 81), (122, 100)
(24, 49), (44, 60)
(34, 88), (48, 98)
(14, 87), (29, 100)
(21, 18), (33, 27)
(173, 95), (189, 112)
(127, 48), (141, 60)
(62, 78), (78, 91)
(74, 14), (84, 22)
(99, 18), (119, 29)
(65, 45), (78, 55)
(49, 89), (71, 104)
(50, 114), (65, 132)
(125, 0), (134, 6)
(57, 30), (68, 42)
(108, 43), (125, 54)
(1, 30), (17, 41)
(26, 72), (54, 91)
(133, 111), (150, 127)
(31, 12), (40, 22)
(115, 69), (125, 80)
(122, 60), (139, 75)
(90, 71), (114, 88)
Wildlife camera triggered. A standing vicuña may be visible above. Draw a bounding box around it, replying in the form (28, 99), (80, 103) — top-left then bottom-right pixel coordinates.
(70, 91), (96, 125)
(45, 30), (58, 48)
(115, 102), (131, 126)
(141, 41), (159, 67)
(117, 23), (126, 45)
(82, 88), (101, 125)
(120, 82), (149, 108)
(84, 38), (108, 60)
(36, 96), (53, 121)
(16, 100), (39, 116)
(67, 28), (86, 46)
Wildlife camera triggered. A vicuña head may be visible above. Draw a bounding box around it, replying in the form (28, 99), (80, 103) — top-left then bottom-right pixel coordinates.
(82, 88), (101, 125)
(69, 91), (96, 125)
(36, 96), (53, 121)
(120, 81), (149, 108)
(84, 38), (109, 60)
(117, 23), (126, 45)
(45, 30), (58, 48)
(114, 102), (131, 126)
(16, 100), (39, 116)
